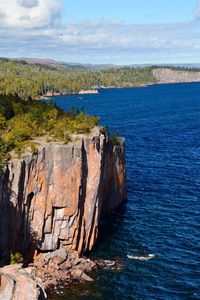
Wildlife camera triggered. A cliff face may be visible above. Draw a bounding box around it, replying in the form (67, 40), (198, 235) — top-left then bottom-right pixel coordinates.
(153, 68), (200, 84)
(0, 127), (126, 259)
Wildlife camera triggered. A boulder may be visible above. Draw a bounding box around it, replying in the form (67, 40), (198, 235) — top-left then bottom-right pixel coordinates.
(80, 272), (94, 282)
(59, 260), (72, 271)
(0, 265), (46, 300)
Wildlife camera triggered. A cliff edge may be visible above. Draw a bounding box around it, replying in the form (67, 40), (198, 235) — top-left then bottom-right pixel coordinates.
(0, 126), (126, 261)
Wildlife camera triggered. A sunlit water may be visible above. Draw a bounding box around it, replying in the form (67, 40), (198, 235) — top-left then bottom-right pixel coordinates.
(49, 83), (200, 300)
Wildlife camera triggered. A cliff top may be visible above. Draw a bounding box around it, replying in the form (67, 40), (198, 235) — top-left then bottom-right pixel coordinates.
(8, 126), (106, 158)
(0, 94), (100, 167)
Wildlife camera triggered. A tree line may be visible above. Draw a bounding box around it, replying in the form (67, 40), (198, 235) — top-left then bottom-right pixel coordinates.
(0, 58), (156, 99)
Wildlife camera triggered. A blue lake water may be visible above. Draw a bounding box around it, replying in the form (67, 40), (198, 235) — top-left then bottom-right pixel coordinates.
(50, 83), (200, 300)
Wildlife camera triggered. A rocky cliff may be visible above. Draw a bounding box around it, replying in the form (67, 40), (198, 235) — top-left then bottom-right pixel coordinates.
(153, 68), (200, 84)
(0, 127), (126, 261)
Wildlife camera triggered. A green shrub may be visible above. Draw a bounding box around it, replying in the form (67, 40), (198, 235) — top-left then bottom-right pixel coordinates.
(7, 115), (32, 143)
(0, 94), (100, 165)
(0, 114), (6, 130)
(10, 252), (23, 265)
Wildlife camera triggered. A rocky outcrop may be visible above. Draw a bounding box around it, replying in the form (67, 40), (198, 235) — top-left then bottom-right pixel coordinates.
(153, 68), (200, 84)
(0, 127), (126, 261)
(33, 248), (98, 289)
(0, 265), (46, 300)
(0, 248), (124, 299)
(78, 90), (99, 94)
(32, 248), (123, 290)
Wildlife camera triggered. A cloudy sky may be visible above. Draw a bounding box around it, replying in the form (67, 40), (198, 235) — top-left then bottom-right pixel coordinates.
(0, 0), (200, 64)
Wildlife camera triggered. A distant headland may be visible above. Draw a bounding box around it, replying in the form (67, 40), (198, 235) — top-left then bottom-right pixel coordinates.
(1, 57), (200, 100)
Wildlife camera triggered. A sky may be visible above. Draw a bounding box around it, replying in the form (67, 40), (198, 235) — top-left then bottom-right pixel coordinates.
(0, 0), (200, 64)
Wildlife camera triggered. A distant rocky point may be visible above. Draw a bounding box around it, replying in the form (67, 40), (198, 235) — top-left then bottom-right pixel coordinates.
(78, 89), (99, 94)
(153, 68), (200, 84)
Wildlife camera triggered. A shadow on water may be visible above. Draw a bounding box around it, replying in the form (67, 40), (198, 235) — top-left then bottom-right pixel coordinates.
(88, 201), (128, 259)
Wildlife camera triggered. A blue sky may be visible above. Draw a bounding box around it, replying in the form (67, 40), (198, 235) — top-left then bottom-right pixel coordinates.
(0, 0), (200, 64)
(61, 0), (196, 24)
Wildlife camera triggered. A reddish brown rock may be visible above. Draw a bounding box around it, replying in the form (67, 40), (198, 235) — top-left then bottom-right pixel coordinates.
(80, 272), (94, 282)
(59, 260), (72, 271)
(0, 265), (46, 300)
(70, 268), (83, 279)
(0, 127), (126, 259)
(0, 252), (123, 298)
(94, 258), (125, 271)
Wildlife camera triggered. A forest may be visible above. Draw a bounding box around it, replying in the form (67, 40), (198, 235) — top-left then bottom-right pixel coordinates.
(0, 58), (156, 99)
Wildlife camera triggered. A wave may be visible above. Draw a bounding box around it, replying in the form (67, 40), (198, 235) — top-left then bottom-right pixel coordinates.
(127, 254), (155, 261)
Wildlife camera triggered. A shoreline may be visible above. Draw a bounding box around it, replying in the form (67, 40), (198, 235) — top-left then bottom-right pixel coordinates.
(0, 250), (124, 299)
(38, 80), (200, 100)
(39, 89), (99, 100)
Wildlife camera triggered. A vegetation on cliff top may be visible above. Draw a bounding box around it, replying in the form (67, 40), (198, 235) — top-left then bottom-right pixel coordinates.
(0, 94), (99, 168)
(0, 58), (156, 99)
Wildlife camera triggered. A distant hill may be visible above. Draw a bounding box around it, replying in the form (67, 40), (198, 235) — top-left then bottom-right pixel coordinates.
(10, 57), (200, 71)
(11, 57), (119, 71)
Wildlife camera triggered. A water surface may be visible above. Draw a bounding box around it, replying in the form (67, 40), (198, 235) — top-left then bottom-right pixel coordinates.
(50, 83), (200, 300)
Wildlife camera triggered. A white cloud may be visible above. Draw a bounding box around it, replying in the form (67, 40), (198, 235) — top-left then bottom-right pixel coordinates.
(1, 19), (199, 64)
(0, 0), (61, 28)
(18, 0), (39, 9)
(0, 1), (200, 64)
